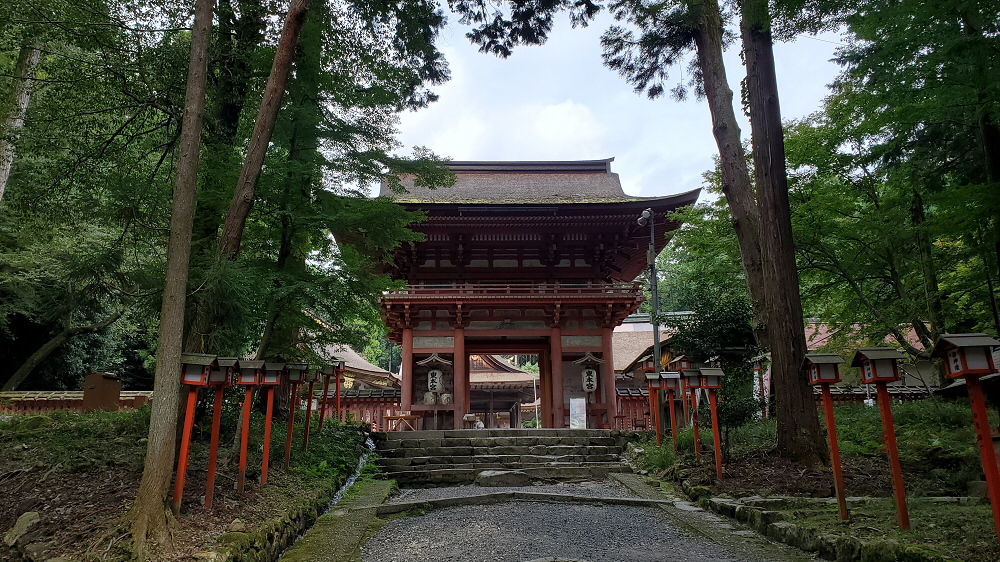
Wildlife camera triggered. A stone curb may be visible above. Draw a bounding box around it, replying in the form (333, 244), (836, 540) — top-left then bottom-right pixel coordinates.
(368, 491), (672, 516)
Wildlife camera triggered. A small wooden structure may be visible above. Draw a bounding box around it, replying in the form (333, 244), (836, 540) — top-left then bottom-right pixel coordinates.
(81, 372), (122, 412)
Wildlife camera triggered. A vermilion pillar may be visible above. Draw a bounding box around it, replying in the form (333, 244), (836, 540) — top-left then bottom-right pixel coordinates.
(967, 375), (1000, 538)
(284, 382), (298, 468)
(667, 390), (679, 452)
(690, 390), (702, 462)
(821, 384), (849, 520)
(401, 327), (414, 410)
(260, 387), (275, 485)
(876, 381), (910, 529)
(204, 386), (225, 509)
(335, 369), (342, 421)
(539, 349), (552, 428)
(172, 387), (199, 514)
(318, 374), (330, 431)
(453, 327), (467, 428)
(303, 380), (314, 449)
(237, 387), (253, 492)
(601, 327), (617, 427)
(550, 326), (565, 427)
(708, 389), (723, 480)
(651, 383), (662, 445)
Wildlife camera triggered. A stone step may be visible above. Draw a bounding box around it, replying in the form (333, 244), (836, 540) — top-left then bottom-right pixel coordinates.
(383, 464), (632, 486)
(374, 429), (630, 440)
(384, 461), (629, 474)
(377, 445), (620, 458)
(378, 453), (622, 468)
(379, 435), (624, 449)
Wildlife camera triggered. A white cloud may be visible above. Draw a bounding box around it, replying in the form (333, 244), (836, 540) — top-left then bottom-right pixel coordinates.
(396, 11), (844, 202)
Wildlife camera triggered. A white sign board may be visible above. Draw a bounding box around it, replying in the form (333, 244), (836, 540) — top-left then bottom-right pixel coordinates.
(569, 398), (587, 429)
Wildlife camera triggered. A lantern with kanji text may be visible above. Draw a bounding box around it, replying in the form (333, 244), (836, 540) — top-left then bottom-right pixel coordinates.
(803, 353), (849, 520)
(932, 333), (1000, 540)
(932, 333), (999, 379)
(803, 354), (844, 386)
(851, 347), (910, 529)
(852, 348), (905, 384)
(180, 353), (217, 386)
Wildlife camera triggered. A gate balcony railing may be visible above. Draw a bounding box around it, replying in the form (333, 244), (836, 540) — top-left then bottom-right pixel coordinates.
(383, 281), (643, 299)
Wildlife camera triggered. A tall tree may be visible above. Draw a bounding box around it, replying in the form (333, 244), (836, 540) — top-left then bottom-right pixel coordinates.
(129, 0), (214, 554)
(0, 39), (41, 201)
(738, 0), (822, 461)
(450, 0), (826, 463)
(218, 0), (310, 259)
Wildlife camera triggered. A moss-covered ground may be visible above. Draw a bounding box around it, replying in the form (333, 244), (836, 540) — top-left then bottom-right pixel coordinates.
(775, 498), (999, 561)
(0, 405), (368, 560)
(630, 397), (1000, 561)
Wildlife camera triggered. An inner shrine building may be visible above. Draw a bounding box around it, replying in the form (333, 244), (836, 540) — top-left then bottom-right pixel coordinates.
(380, 159), (698, 429)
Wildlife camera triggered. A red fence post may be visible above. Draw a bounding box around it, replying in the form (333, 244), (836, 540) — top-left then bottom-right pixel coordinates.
(261, 387), (275, 485)
(172, 387), (199, 514)
(821, 384), (849, 520)
(284, 382), (298, 468)
(968, 375), (1000, 539)
(237, 387), (253, 493)
(303, 380), (314, 449)
(691, 390), (702, 462)
(876, 381), (910, 529)
(204, 386), (225, 509)
(709, 389), (723, 480)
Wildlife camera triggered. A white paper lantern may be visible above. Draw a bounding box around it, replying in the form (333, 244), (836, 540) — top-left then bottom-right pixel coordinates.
(427, 368), (443, 392)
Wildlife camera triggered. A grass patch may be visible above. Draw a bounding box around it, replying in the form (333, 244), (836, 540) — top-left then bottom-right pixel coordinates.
(777, 498), (999, 561)
(633, 398), (989, 497)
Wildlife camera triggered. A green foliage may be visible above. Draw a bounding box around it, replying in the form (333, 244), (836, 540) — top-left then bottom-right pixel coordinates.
(0, 0), (455, 387)
(0, 407), (151, 472)
(635, 398), (988, 497)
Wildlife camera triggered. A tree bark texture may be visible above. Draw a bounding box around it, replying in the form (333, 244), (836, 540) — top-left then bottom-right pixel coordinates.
(0, 39), (42, 201)
(690, 0), (769, 347)
(910, 189), (946, 338)
(218, 0), (310, 259)
(740, 0), (825, 464)
(2, 313), (123, 391)
(129, 0), (214, 555)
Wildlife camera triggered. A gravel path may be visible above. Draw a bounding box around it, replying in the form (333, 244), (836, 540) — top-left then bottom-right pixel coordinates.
(363, 480), (748, 562)
(387, 480), (633, 503)
(362, 501), (744, 562)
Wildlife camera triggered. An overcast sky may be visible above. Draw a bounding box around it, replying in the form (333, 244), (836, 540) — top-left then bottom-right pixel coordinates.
(395, 10), (846, 200)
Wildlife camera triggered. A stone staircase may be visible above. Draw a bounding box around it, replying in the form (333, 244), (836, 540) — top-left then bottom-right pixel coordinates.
(372, 429), (637, 487)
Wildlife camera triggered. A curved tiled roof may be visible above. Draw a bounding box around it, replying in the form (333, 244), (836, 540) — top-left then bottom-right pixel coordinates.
(381, 159), (691, 204)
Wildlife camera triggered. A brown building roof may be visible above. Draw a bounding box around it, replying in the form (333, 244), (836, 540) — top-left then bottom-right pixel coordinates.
(612, 329), (673, 372)
(381, 159), (698, 205)
(323, 344), (398, 387)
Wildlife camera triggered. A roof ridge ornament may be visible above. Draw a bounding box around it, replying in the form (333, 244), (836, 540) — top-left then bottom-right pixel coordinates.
(573, 352), (606, 365)
(416, 353), (453, 366)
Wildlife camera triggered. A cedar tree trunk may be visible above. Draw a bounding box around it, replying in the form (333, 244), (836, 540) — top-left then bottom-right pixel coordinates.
(690, 0), (769, 347)
(129, 0), (214, 555)
(0, 39), (42, 201)
(740, 0), (825, 464)
(218, 0), (310, 259)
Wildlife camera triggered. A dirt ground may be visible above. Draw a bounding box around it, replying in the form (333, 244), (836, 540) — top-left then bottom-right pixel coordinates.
(1, 452), (331, 560)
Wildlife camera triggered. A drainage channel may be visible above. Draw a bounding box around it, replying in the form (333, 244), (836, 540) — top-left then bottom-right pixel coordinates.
(279, 434), (375, 559)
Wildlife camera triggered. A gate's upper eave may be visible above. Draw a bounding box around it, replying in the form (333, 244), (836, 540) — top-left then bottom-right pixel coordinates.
(380, 158), (700, 205)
